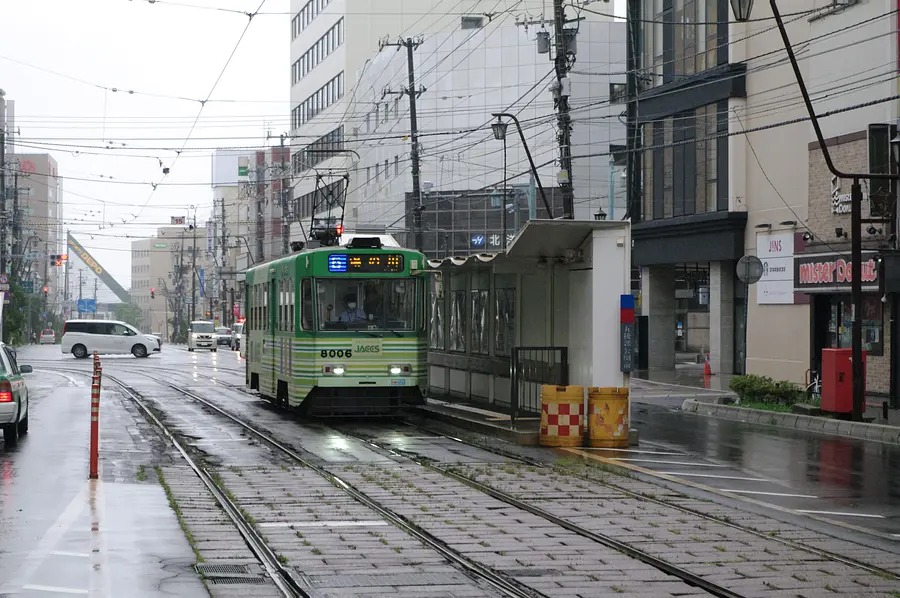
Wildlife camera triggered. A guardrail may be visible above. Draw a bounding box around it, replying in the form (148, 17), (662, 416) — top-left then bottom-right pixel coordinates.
(510, 346), (568, 423)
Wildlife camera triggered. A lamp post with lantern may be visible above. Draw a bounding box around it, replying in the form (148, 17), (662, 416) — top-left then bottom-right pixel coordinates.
(492, 118), (510, 250)
(729, 0), (900, 422)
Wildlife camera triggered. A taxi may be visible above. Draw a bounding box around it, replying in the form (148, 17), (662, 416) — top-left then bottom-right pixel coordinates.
(0, 342), (33, 447)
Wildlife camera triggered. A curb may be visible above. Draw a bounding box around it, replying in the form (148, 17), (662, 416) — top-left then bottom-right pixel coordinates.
(413, 405), (540, 446)
(681, 399), (900, 446)
(632, 378), (738, 398)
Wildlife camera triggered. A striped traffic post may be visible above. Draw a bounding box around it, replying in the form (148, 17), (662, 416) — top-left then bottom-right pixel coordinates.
(89, 374), (101, 479)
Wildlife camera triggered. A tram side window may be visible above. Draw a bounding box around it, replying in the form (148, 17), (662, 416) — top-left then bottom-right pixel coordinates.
(263, 283), (268, 329)
(279, 280), (285, 332)
(301, 279), (313, 331)
(289, 278), (295, 332)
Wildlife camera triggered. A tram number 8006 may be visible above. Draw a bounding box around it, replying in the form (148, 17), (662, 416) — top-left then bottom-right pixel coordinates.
(321, 349), (352, 359)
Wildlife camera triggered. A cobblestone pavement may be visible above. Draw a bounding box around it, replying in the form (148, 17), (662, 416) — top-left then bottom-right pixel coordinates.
(336, 462), (708, 597)
(444, 462), (900, 597)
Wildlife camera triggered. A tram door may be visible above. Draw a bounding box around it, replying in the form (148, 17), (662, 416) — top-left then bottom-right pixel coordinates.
(269, 272), (277, 396)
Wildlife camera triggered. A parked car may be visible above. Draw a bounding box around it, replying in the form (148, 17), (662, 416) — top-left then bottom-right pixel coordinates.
(188, 321), (216, 352)
(231, 322), (244, 351)
(0, 341), (34, 447)
(39, 328), (56, 345)
(215, 327), (233, 347)
(61, 319), (161, 359)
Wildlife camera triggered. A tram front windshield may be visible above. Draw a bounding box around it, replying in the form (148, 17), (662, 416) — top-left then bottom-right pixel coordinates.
(317, 279), (416, 331)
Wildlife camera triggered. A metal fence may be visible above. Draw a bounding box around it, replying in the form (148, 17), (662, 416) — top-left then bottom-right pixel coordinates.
(510, 346), (569, 422)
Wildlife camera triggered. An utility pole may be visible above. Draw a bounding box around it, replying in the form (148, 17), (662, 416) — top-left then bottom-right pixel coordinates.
(78, 269), (84, 318)
(552, 0), (575, 219)
(1, 89), (8, 277)
(256, 162), (265, 263)
(280, 134), (290, 257)
(381, 37), (425, 250)
(221, 188), (228, 326)
(11, 167), (19, 272)
(190, 212), (197, 321)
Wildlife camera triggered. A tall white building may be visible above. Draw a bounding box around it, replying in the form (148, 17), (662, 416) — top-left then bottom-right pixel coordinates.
(288, 0), (625, 253)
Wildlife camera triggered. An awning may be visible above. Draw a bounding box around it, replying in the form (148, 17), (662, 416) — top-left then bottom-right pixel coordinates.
(426, 219), (629, 269)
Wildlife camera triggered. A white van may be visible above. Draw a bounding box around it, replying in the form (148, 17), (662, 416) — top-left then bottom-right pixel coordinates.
(61, 320), (162, 359)
(188, 321), (217, 352)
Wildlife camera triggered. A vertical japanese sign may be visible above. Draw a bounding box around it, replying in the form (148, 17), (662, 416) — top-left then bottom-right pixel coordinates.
(620, 294), (635, 373)
(199, 268), (206, 298)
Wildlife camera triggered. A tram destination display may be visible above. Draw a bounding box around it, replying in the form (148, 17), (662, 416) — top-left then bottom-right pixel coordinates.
(327, 253), (405, 273)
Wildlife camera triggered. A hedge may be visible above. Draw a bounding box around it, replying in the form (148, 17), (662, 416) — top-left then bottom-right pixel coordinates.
(728, 374), (806, 406)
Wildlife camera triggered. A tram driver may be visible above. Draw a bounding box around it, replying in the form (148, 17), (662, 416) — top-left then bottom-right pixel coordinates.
(339, 294), (367, 323)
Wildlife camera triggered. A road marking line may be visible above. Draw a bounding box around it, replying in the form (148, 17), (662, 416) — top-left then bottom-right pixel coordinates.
(23, 585), (88, 595)
(658, 472), (766, 482)
(561, 448), (897, 541)
(892, 534), (900, 539)
(613, 459), (725, 467)
(796, 510), (885, 519)
(258, 520), (388, 528)
(49, 551), (91, 558)
(720, 489), (818, 499)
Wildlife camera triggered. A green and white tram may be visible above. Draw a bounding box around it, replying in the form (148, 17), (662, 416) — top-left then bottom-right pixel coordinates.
(243, 236), (428, 416)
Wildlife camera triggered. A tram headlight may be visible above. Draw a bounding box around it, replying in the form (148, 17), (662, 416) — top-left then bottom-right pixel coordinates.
(389, 364), (411, 376)
(323, 365), (346, 375)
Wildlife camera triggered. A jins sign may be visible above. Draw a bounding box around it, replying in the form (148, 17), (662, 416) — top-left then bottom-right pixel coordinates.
(794, 252), (878, 291)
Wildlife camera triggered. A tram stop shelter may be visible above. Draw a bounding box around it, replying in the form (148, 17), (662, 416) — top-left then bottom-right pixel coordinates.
(425, 219), (633, 422)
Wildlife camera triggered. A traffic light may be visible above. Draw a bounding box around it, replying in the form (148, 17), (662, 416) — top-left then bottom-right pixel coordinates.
(150, 287), (156, 299)
(43, 286), (49, 298)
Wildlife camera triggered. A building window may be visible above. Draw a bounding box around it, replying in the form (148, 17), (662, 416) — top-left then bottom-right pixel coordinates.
(641, 100), (727, 222)
(294, 126), (344, 174)
(291, 72), (344, 127)
(609, 83), (626, 104)
(292, 19), (343, 86)
(461, 16), (484, 29)
(828, 295), (884, 356)
(642, 0), (722, 88)
(394, 155), (399, 176)
(293, 0), (332, 39)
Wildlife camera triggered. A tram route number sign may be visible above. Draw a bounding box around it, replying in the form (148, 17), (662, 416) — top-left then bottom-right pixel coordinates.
(327, 253), (404, 273)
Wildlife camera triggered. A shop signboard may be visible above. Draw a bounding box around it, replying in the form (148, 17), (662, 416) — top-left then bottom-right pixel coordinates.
(793, 251), (879, 292)
(756, 231), (794, 304)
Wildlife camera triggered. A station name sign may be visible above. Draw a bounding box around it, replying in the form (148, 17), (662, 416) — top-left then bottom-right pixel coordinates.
(794, 251), (878, 291)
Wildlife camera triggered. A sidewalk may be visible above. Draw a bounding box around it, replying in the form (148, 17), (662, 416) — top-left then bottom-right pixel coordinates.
(0, 367), (206, 597)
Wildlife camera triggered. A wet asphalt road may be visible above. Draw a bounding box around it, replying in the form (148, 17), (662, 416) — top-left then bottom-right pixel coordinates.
(12, 343), (900, 543)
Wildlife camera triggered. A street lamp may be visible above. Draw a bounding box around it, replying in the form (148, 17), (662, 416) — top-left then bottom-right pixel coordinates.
(729, 0), (754, 22)
(491, 112), (554, 220)
(492, 118), (510, 249)
(729, 0), (900, 422)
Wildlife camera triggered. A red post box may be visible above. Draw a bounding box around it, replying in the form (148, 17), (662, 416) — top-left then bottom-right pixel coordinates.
(820, 348), (866, 413)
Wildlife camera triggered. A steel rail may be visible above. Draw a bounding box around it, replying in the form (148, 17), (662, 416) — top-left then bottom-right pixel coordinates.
(135, 378), (548, 598)
(336, 427), (748, 598)
(397, 419), (900, 580)
(47, 367), (308, 598)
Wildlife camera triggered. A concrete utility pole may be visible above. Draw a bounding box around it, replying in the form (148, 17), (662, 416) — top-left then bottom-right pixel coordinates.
(221, 190), (228, 326)
(1, 90), (8, 277)
(280, 134), (290, 257)
(552, 0), (575, 219)
(380, 37), (425, 250)
(190, 212), (197, 321)
(624, 0), (641, 222)
(256, 162), (265, 263)
(78, 269), (84, 318)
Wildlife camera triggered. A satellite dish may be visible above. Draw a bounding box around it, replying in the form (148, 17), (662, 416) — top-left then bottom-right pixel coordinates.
(736, 255), (764, 285)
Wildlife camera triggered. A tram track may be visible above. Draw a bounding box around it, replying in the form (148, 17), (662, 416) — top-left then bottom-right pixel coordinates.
(49, 360), (900, 594)
(391, 419), (900, 580)
(52, 365), (551, 598)
(53, 367), (308, 598)
(87, 365), (746, 598)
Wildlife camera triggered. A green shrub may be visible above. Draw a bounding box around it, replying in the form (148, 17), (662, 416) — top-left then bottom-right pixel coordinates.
(728, 374), (805, 405)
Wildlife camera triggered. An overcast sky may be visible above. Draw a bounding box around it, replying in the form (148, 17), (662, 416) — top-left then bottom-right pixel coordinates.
(1, 0), (623, 301)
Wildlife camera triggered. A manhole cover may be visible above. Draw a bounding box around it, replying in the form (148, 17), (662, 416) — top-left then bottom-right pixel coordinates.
(196, 564), (251, 575)
(206, 576), (269, 585)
